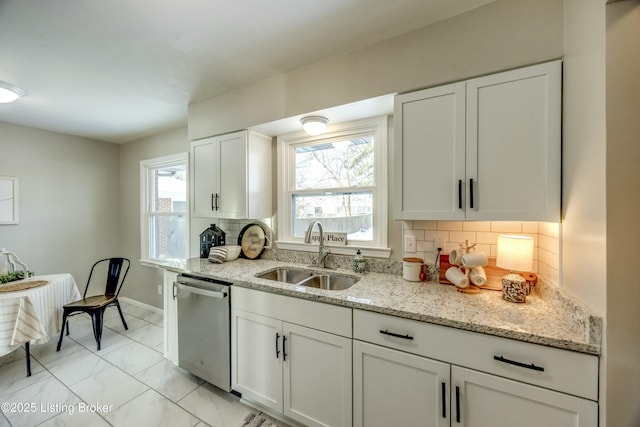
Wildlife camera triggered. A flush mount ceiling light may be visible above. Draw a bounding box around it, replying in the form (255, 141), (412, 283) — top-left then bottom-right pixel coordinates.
(0, 81), (26, 103)
(301, 116), (328, 136)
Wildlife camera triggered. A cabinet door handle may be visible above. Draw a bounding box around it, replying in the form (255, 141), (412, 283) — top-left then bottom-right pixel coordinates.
(455, 385), (461, 423)
(275, 333), (280, 359)
(172, 282), (177, 300)
(379, 329), (413, 340)
(214, 193), (220, 211)
(211, 193), (215, 211)
(469, 178), (474, 209)
(441, 382), (447, 418)
(458, 179), (462, 209)
(282, 335), (288, 361)
(494, 355), (545, 372)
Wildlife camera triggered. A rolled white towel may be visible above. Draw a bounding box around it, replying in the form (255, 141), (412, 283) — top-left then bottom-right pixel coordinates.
(208, 247), (228, 264)
(469, 266), (487, 286)
(461, 252), (488, 268)
(445, 267), (469, 288)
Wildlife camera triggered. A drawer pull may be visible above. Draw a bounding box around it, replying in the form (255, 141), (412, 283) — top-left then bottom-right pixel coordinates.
(441, 382), (446, 418)
(494, 355), (545, 372)
(455, 385), (460, 423)
(379, 329), (413, 340)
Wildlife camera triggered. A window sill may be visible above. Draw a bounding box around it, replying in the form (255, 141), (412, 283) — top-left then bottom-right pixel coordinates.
(275, 241), (391, 259)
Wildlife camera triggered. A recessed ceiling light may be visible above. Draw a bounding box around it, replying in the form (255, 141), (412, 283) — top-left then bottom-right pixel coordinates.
(300, 116), (328, 136)
(0, 81), (26, 103)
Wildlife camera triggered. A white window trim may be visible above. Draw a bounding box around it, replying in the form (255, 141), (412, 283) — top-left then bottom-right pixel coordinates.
(140, 153), (189, 262)
(276, 116), (390, 258)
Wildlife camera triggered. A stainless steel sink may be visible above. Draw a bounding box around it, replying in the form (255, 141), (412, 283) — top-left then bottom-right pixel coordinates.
(256, 267), (314, 284)
(297, 274), (358, 291)
(256, 267), (359, 290)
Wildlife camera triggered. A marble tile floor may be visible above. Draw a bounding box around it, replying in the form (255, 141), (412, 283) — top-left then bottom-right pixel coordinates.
(0, 300), (285, 427)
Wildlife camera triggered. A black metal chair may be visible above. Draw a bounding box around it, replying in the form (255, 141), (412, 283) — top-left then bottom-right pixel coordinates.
(56, 257), (130, 351)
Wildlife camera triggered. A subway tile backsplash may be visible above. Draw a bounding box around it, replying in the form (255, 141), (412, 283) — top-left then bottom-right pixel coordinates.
(216, 218), (560, 287)
(403, 221), (560, 286)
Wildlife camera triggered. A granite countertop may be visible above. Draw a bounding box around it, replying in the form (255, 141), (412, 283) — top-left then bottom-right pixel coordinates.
(144, 257), (602, 355)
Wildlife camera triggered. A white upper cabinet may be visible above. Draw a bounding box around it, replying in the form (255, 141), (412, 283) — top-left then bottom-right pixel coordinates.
(394, 60), (561, 221)
(191, 130), (272, 219)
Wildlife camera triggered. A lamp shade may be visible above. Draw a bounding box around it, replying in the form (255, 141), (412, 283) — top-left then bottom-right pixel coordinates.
(301, 116), (328, 136)
(496, 235), (533, 272)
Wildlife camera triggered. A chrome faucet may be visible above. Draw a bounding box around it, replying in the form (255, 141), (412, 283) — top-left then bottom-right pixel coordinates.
(304, 221), (331, 268)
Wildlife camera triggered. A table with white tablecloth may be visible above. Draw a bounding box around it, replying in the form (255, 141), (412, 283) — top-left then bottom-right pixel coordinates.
(0, 274), (81, 374)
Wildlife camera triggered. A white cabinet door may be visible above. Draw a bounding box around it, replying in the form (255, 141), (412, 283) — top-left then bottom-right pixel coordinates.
(217, 131), (247, 219)
(466, 61), (561, 221)
(452, 366), (597, 427)
(353, 341), (449, 427)
(231, 309), (283, 412)
(162, 270), (179, 364)
(284, 323), (352, 427)
(191, 137), (219, 217)
(394, 82), (466, 220)
(394, 60), (561, 221)
(191, 130), (272, 219)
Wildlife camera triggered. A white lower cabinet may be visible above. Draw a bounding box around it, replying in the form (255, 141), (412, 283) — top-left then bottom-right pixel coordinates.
(353, 340), (450, 427)
(452, 366), (598, 427)
(353, 309), (599, 427)
(231, 287), (352, 427)
(162, 270), (179, 364)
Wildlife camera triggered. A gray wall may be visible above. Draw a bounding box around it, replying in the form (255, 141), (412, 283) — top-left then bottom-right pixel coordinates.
(606, 2), (640, 426)
(119, 126), (189, 307)
(189, 0), (563, 139)
(0, 122), (120, 286)
(188, 0), (564, 262)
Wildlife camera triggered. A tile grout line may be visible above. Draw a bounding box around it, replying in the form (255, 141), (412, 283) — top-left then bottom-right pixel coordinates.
(2, 305), (236, 427)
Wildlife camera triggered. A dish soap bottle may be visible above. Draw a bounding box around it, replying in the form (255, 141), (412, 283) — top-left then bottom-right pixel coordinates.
(353, 249), (364, 274)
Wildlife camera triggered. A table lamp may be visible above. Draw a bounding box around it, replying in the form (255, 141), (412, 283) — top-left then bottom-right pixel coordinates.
(496, 235), (534, 303)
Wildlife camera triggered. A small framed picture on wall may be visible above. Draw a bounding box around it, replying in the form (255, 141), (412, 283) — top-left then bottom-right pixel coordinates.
(0, 176), (19, 225)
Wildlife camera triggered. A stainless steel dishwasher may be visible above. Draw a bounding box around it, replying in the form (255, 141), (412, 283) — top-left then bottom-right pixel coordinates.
(175, 273), (231, 392)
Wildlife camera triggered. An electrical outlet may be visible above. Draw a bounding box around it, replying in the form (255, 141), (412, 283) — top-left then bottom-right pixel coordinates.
(435, 237), (445, 251)
(157, 284), (162, 295)
(404, 235), (417, 253)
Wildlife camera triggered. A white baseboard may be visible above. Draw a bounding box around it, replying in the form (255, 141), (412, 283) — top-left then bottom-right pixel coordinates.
(119, 296), (163, 314)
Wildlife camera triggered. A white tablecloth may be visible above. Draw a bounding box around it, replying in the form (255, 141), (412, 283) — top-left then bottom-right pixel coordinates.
(0, 274), (81, 356)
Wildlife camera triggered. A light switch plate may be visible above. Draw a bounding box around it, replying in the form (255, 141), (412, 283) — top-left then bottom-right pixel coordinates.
(404, 235), (417, 253)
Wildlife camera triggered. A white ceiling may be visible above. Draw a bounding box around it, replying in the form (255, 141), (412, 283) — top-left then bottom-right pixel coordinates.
(0, 0), (494, 143)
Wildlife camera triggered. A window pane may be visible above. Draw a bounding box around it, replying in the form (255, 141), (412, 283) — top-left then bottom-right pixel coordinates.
(149, 214), (188, 260)
(294, 136), (374, 190)
(152, 166), (187, 213)
(292, 192), (373, 241)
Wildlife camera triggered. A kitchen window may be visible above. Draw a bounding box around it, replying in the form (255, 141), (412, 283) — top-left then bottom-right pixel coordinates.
(140, 153), (189, 261)
(277, 116), (389, 257)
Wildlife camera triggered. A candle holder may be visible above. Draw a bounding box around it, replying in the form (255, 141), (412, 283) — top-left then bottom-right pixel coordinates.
(496, 235), (534, 303)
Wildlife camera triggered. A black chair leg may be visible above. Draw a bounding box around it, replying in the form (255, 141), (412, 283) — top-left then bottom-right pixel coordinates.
(25, 342), (31, 377)
(92, 310), (105, 351)
(56, 310), (70, 351)
(115, 300), (128, 330)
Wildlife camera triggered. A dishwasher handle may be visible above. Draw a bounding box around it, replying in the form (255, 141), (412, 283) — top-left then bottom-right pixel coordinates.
(176, 282), (228, 299)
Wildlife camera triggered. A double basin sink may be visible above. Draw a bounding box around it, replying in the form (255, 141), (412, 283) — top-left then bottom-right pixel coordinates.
(256, 267), (359, 291)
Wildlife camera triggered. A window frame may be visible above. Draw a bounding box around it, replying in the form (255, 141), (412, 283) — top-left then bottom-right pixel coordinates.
(276, 116), (390, 258)
(140, 153), (189, 262)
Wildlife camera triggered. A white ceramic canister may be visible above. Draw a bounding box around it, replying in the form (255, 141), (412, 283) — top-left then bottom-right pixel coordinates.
(402, 257), (423, 281)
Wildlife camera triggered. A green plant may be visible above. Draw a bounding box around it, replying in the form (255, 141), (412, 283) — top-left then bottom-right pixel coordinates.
(0, 270), (34, 284)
